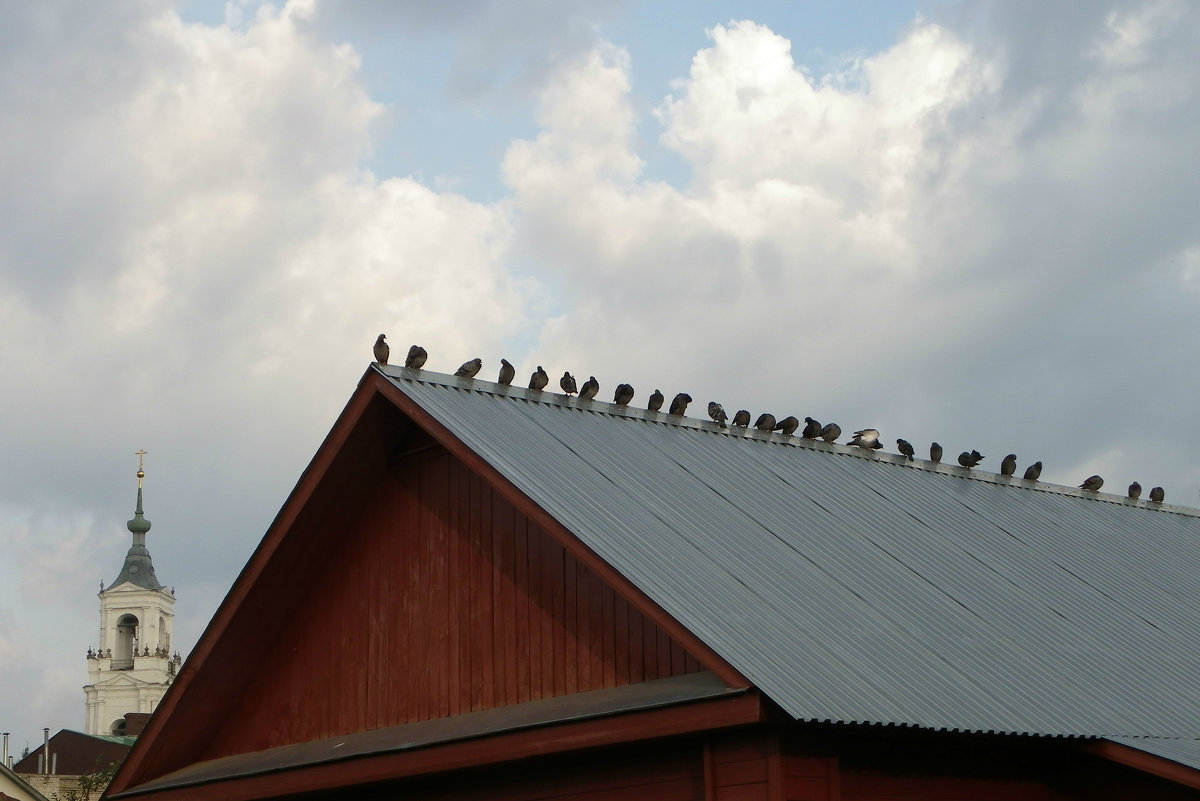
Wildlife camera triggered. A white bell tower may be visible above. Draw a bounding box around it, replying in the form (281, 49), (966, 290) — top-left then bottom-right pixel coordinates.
(84, 452), (181, 735)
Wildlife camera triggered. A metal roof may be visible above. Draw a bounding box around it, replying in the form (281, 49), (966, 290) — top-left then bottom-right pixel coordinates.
(377, 365), (1200, 740)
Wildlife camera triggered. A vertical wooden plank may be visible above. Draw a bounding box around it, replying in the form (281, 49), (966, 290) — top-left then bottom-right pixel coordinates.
(415, 462), (432, 722)
(563, 550), (579, 694)
(545, 529), (563, 698)
(445, 460), (461, 718)
(613, 592), (629, 687)
(492, 490), (517, 707)
(589, 566), (604, 689)
(601, 582), (616, 688)
(432, 455), (451, 720)
(629, 604), (644, 684)
(657, 626), (672, 677)
(766, 733), (783, 801)
(704, 738), (717, 801)
(401, 465), (421, 724)
(476, 473), (495, 711)
(576, 559), (591, 690)
(671, 639), (686, 677)
(514, 515), (531, 704)
(526, 520), (543, 701)
(643, 612), (659, 680)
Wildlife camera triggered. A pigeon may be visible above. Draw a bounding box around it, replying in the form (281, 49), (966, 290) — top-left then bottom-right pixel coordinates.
(648, 390), (664, 411)
(560, 371), (577, 395)
(456, 358), (482, 378)
(707, 402), (728, 428)
(896, 439), (915, 460)
(1128, 481), (1142, 500)
(1149, 486), (1165, 503)
(529, 366), (549, 391)
(372, 334), (389, 365)
(1000, 454), (1017, 476)
(613, 383), (635, 405)
(930, 442), (943, 463)
(1023, 461), (1043, 481)
(668, 393), (692, 416)
(731, 409), (751, 428)
(818, 423), (841, 442)
(774, 416), (800, 436)
(754, 413), (777, 431)
(849, 428), (882, 449)
(958, 450), (984, 468)
(578, 376), (599, 401)
(801, 417), (821, 439)
(1079, 475), (1104, 492)
(497, 359), (515, 386)
(404, 344), (428, 369)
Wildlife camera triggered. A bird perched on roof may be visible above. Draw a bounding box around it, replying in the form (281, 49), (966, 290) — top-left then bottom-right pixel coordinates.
(774, 416), (800, 436)
(529, 366), (549, 391)
(456, 358), (482, 378)
(707, 402), (728, 428)
(578, 376), (599, 401)
(818, 423), (841, 442)
(896, 439), (915, 460)
(958, 450), (984, 468)
(732, 409), (751, 428)
(613, 383), (634, 405)
(930, 442), (943, 463)
(1000, 454), (1017, 476)
(648, 390), (664, 411)
(1079, 475), (1104, 492)
(1023, 461), (1042, 481)
(802, 417), (821, 439)
(1149, 486), (1165, 503)
(372, 334), (389, 365)
(405, 344), (428, 369)
(669, 393), (692, 416)
(849, 429), (882, 450)
(1128, 481), (1142, 500)
(560, 371), (577, 395)
(754, 413), (776, 431)
(497, 359), (515, 386)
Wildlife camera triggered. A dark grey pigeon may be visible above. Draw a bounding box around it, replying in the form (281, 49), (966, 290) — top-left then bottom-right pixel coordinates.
(754, 413), (776, 431)
(1000, 454), (1017, 476)
(1128, 481), (1142, 499)
(1023, 461), (1043, 481)
(707, 402), (728, 428)
(560, 371), (577, 395)
(404, 344), (428, 369)
(668, 393), (692, 416)
(373, 334), (389, 365)
(849, 428), (882, 449)
(529, 366), (549, 391)
(1150, 486), (1165, 503)
(801, 417), (821, 439)
(958, 450), (984, 468)
(930, 442), (943, 463)
(648, 389), (664, 411)
(896, 439), (914, 460)
(613, 383), (635, 405)
(774, 416), (799, 436)
(1079, 475), (1104, 492)
(497, 359), (515, 386)
(731, 409), (751, 428)
(818, 423), (841, 442)
(578, 376), (599, 400)
(456, 358), (482, 378)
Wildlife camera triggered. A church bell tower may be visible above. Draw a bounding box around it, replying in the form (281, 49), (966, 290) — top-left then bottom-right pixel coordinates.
(83, 452), (181, 735)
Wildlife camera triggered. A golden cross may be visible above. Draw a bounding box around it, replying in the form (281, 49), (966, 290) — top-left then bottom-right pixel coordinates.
(135, 449), (148, 470)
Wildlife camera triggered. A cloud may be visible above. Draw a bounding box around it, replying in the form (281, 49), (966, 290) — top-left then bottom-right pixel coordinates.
(502, 7), (1200, 500)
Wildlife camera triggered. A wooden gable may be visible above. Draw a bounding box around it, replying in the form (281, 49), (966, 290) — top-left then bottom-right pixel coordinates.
(108, 372), (746, 796)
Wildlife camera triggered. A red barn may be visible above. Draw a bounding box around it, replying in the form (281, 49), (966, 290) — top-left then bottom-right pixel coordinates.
(106, 365), (1200, 800)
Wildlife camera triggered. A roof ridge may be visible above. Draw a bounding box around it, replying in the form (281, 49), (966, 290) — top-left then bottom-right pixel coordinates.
(375, 364), (1200, 519)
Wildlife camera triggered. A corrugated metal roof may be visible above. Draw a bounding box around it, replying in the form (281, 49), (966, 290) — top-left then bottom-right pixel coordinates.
(377, 365), (1200, 740)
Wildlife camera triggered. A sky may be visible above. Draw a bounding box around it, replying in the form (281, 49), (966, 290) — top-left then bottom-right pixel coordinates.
(1, 0), (1199, 752)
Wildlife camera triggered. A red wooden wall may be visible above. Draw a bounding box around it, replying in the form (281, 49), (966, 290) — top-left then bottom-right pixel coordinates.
(208, 445), (704, 757)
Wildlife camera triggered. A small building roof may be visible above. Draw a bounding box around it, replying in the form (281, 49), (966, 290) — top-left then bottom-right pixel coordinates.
(377, 365), (1200, 743)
